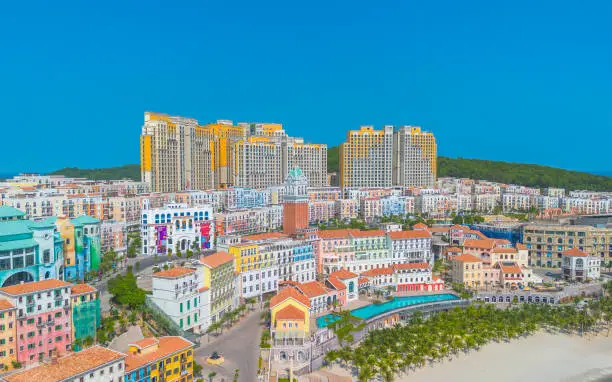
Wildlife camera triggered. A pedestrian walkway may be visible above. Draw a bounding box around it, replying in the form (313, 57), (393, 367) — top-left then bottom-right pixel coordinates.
(108, 325), (144, 352)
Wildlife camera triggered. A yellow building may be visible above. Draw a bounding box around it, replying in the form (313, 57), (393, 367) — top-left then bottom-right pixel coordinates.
(340, 125), (437, 188)
(0, 299), (16, 371)
(451, 254), (483, 288)
(269, 287), (311, 345)
(125, 336), (195, 382)
(55, 216), (76, 270)
(198, 252), (238, 323)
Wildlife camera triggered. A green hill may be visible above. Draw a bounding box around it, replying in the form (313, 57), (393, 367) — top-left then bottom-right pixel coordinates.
(48, 164), (141, 181)
(48, 150), (612, 191)
(327, 146), (612, 191)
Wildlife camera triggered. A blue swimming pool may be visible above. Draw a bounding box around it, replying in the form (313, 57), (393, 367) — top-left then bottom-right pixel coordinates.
(316, 293), (460, 328)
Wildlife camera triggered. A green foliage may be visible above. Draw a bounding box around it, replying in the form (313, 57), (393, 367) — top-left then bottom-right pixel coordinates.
(326, 146), (612, 191)
(11, 360), (22, 369)
(451, 214), (485, 225)
(48, 164), (141, 181)
(451, 282), (474, 299)
(193, 361), (203, 377)
(108, 272), (146, 309)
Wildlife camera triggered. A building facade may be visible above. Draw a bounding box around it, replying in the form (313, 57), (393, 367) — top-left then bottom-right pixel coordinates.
(70, 284), (100, 351)
(125, 336), (195, 382)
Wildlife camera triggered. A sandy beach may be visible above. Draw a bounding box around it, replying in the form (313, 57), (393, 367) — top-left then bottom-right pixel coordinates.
(325, 332), (612, 382)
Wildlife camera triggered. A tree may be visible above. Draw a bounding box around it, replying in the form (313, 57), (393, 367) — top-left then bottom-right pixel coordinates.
(207, 371), (217, 382)
(193, 361), (203, 377)
(135, 261), (141, 273)
(108, 273), (146, 309)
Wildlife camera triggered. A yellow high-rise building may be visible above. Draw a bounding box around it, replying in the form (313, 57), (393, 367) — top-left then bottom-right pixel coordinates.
(393, 125), (437, 188)
(141, 113), (327, 191)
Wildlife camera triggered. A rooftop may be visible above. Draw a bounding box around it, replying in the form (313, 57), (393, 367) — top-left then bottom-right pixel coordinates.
(0, 298), (15, 311)
(70, 283), (97, 296)
(199, 251), (234, 268)
(562, 248), (588, 257)
(3, 346), (125, 382)
(328, 269), (358, 280)
(270, 286), (310, 308)
(152, 267), (195, 279)
(360, 267), (394, 277)
(0, 279), (71, 296)
(0, 205), (25, 219)
(387, 230), (432, 240)
(453, 254), (483, 263)
(298, 281), (329, 297)
(125, 336), (193, 372)
(275, 305), (305, 320)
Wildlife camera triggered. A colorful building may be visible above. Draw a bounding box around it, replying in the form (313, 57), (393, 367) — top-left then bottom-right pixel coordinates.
(561, 248), (601, 282)
(270, 287), (310, 346)
(70, 283), (100, 351)
(451, 254), (483, 288)
(0, 206), (63, 287)
(124, 336), (195, 382)
(283, 168), (309, 235)
(0, 299), (17, 371)
(0, 279), (72, 364)
(197, 252), (238, 325)
(2, 345), (126, 382)
(49, 215), (101, 281)
(140, 201), (214, 257)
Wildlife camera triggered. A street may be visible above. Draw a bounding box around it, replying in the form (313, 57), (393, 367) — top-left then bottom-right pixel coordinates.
(196, 308), (264, 382)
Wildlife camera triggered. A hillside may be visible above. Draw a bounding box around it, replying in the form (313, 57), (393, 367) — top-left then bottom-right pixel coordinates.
(48, 164), (141, 181)
(48, 151), (612, 191)
(326, 147), (612, 191)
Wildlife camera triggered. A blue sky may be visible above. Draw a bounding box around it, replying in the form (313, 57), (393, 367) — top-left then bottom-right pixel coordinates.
(1, 0), (611, 174)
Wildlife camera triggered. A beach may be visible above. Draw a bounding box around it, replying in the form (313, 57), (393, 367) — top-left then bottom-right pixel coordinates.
(325, 332), (612, 382)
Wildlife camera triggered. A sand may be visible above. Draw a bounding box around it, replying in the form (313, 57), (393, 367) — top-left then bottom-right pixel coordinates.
(326, 332), (612, 382)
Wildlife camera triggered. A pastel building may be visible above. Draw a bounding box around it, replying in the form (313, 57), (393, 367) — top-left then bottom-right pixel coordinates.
(70, 283), (100, 351)
(0, 279), (72, 364)
(149, 267), (210, 333)
(270, 287), (310, 346)
(197, 252), (238, 325)
(125, 336), (195, 382)
(561, 248), (601, 282)
(0, 299), (16, 371)
(283, 168), (309, 235)
(360, 263), (443, 292)
(2, 346), (126, 382)
(451, 254), (483, 288)
(0, 206), (64, 287)
(140, 201), (214, 257)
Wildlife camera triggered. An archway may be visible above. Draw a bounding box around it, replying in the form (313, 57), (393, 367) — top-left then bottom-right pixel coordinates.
(3, 271), (34, 287)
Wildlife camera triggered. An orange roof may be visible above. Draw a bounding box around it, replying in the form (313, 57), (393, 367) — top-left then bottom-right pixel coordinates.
(131, 337), (159, 349)
(562, 248), (588, 257)
(3, 346), (126, 382)
(429, 227), (450, 233)
(349, 230), (385, 238)
(275, 305), (305, 320)
(495, 239), (511, 245)
(242, 232), (289, 241)
(270, 286), (311, 308)
(492, 247), (518, 254)
(199, 251), (234, 268)
(360, 267), (394, 277)
(298, 281), (329, 297)
(497, 262), (522, 274)
(432, 275), (442, 281)
(198, 286), (209, 293)
(393, 262), (430, 271)
(0, 279), (71, 296)
(412, 222), (428, 229)
(0, 298), (15, 311)
(358, 277), (370, 285)
(125, 336), (193, 372)
(153, 267), (195, 278)
(516, 243), (528, 250)
(463, 239), (497, 250)
(317, 229), (357, 239)
(70, 283), (97, 296)
(453, 254), (482, 263)
(447, 246), (462, 253)
(328, 269), (358, 280)
(279, 280), (300, 287)
(388, 230), (432, 239)
(326, 277), (346, 291)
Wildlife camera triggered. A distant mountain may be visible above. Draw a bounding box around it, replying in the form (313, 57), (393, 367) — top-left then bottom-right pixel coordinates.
(48, 165), (141, 181)
(48, 152), (612, 192)
(327, 147), (612, 192)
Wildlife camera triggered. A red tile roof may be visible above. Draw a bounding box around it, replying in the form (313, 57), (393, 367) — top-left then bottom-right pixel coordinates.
(125, 336), (194, 372)
(270, 286), (310, 308)
(70, 283), (97, 296)
(360, 267), (394, 277)
(0, 298), (15, 311)
(387, 230), (432, 239)
(358, 277), (370, 285)
(326, 277), (346, 291)
(152, 267), (195, 278)
(491, 247), (518, 254)
(317, 229), (358, 239)
(275, 305), (305, 320)
(198, 286), (209, 293)
(328, 269), (358, 280)
(463, 239), (497, 250)
(199, 251), (234, 268)
(393, 262), (430, 271)
(412, 222), (429, 229)
(4, 346), (126, 382)
(446, 246), (462, 253)
(453, 254), (482, 263)
(497, 262), (522, 274)
(131, 337), (159, 349)
(516, 243), (528, 250)
(562, 248), (588, 257)
(0, 279), (71, 296)
(298, 281), (329, 297)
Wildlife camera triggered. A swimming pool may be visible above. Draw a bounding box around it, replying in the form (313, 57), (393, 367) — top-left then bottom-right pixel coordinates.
(316, 293), (460, 328)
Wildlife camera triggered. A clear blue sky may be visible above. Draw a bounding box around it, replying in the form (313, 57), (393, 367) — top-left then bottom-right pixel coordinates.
(2, 0), (611, 174)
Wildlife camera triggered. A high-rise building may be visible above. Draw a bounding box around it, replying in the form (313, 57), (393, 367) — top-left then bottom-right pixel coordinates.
(340, 125), (437, 189)
(393, 126), (437, 188)
(141, 113), (327, 191)
(340, 126), (394, 188)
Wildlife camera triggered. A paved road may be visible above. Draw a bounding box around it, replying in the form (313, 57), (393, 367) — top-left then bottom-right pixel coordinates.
(195, 309), (264, 382)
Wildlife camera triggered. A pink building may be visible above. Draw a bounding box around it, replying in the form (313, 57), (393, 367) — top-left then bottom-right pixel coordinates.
(0, 279), (72, 364)
(308, 200), (336, 224)
(314, 229), (357, 274)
